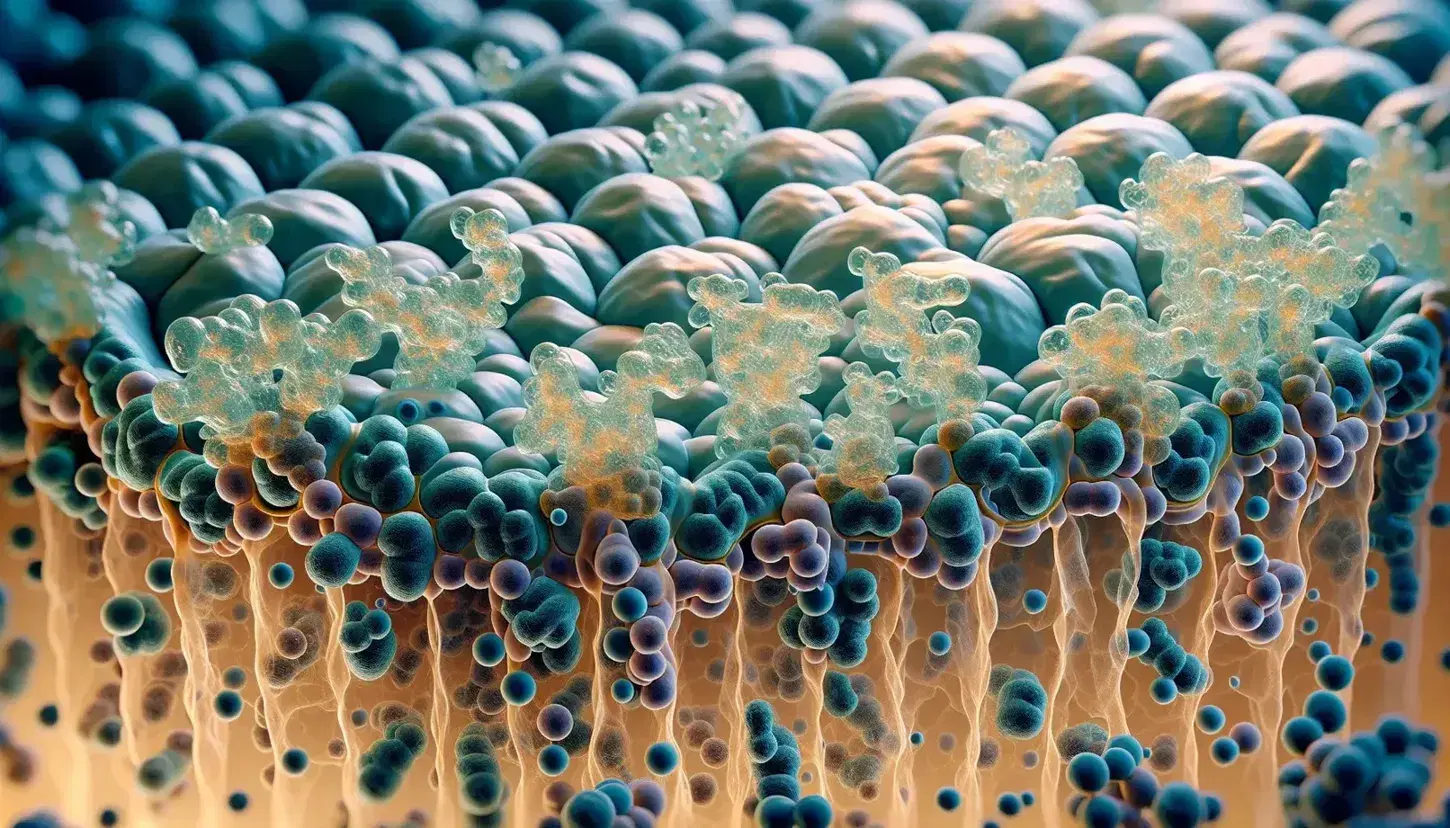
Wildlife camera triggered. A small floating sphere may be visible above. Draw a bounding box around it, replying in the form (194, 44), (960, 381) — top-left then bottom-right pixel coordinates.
(97, 718), (123, 747)
(603, 627), (634, 662)
(566, 789), (620, 827)
(1068, 752), (1110, 793)
(612, 678), (636, 703)
(998, 792), (1022, 815)
(1431, 504), (1450, 528)
(268, 562), (295, 589)
(100, 594), (145, 636)
(502, 670), (536, 705)
(756, 795), (796, 825)
(38, 704), (58, 726)
(490, 559), (531, 600)
(1233, 534), (1265, 566)
(1382, 639), (1405, 663)
(1307, 640), (1331, 663)
(550, 508), (567, 526)
(1155, 782), (1202, 827)
(612, 587), (648, 623)
(222, 666), (247, 689)
(1304, 690), (1347, 733)
(10, 525), (36, 551)
(927, 631), (952, 656)
(1281, 716), (1324, 754)
(277, 627), (308, 659)
(645, 741), (680, 775)
(146, 558), (175, 592)
(214, 689), (244, 720)
(303, 480), (343, 519)
(936, 787), (962, 811)
(539, 744), (569, 776)
(537, 704), (574, 741)
(472, 633), (506, 667)
(1102, 747), (1136, 780)
(1210, 736), (1239, 765)
(794, 795), (832, 828)
(1150, 677), (1178, 705)
(281, 747), (309, 775)
(1023, 588), (1048, 614)
(630, 615), (668, 654)
(1126, 629), (1150, 657)
(228, 792), (248, 812)
(1245, 495), (1269, 521)
(1197, 705), (1226, 734)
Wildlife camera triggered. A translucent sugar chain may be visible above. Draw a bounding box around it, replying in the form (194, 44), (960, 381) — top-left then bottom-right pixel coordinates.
(56, 181), (137, 270)
(1248, 219), (1380, 358)
(516, 322), (705, 517)
(325, 208), (522, 390)
(450, 205), (525, 315)
(473, 42), (521, 93)
(644, 92), (748, 182)
(958, 127), (1083, 221)
(1120, 152), (1251, 294)
(1122, 153), (1377, 381)
(0, 181), (135, 343)
(1319, 123), (1442, 274)
(1038, 289), (1192, 442)
(1158, 266), (1271, 381)
(821, 362), (903, 495)
(688, 272), (846, 457)
(849, 247), (986, 424)
(153, 295), (380, 465)
(186, 206), (274, 254)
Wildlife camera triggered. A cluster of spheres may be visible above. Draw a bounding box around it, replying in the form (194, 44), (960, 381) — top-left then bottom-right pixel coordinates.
(0, 0), (1449, 825)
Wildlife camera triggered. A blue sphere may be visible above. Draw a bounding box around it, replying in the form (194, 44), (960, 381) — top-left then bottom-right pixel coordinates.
(1068, 752), (1110, 793)
(927, 631), (952, 656)
(1315, 655), (1354, 691)
(611, 587), (648, 623)
(281, 747), (309, 775)
(1023, 588), (1048, 614)
(1210, 736), (1240, 765)
(645, 741), (679, 775)
(472, 633), (505, 667)
(1150, 676), (1178, 704)
(539, 744), (569, 776)
(267, 562), (295, 589)
(611, 678), (636, 703)
(214, 689), (243, 720)
(1245, 495), (1270, 521)
(502, 671), (537, 705)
